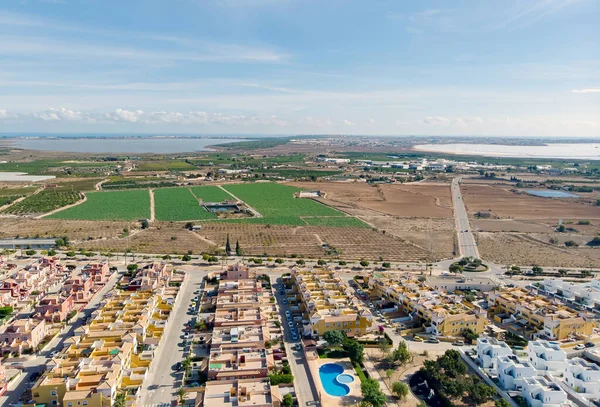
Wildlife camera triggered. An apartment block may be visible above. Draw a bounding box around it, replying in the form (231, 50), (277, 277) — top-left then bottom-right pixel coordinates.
(497, 355), (536, 390)
(292, 268), (373, 337)
(63, 276), (93, 303)
(477, 337), (513, 370)
(521, 377), (567, 407)
(527, 340), (567, 373)
(81, 262), (110, 288)
(0, 318), (48, 355)
(543, 278), (600, 308)
(369, 273), (486, 336)
(128, 262), (172, 291)
(487, 287), (595, 340)
(563, 357), (600, 399)
(35, 293), (74, 323)
(204, 264), (283, 406)
(25, 286), (176, 407)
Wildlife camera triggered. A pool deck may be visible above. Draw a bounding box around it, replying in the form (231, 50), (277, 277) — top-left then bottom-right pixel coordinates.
(308, 358), (362, 406)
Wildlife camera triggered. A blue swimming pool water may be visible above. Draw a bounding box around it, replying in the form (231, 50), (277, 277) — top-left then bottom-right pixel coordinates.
(319, 363), (350, 396)
(337, 373), (355, 384)
(527, 190), (580, 198)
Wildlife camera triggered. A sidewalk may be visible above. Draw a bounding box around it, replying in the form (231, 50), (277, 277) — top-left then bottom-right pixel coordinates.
(364, 350), (398, 407)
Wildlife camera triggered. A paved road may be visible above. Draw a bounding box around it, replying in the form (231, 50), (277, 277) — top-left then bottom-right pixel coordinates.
(268, 272), (320, 407)
(451, 177), (480, 259)
(0, 269), (121, 406)
(139, 269), (207, 407)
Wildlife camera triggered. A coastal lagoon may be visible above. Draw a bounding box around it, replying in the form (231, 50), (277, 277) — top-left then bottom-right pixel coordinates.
(11, 137), (247, 154)
(413, 143), (600, 160)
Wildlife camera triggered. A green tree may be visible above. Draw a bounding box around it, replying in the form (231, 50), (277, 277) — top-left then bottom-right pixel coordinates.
(208, 256), (219, 263)
(177, 387), (186, 405)
(467, 382), (496, 405)
(462, 328), (478, 344)
(390, 342), (412, 365)
(317, 259), (327, 266)
(385, 369), (394, 381)
(361, 378), (386, 407)
(113, 393), (127, 407)
(382, 262), (391, 269)
(235, 239), (242, 256)
(323, 330), (346, 347)
(202, 253), (211, 261)
(225, 234), (232, 255)
(378, 338), (392, 356)
(343, 339), (364, 365)
(55, 238), (65, 247)
(181, 356), (191, 377)
(283, 393), (293, 407)
(47, 249), (57, 256)
(557, 224), (566, 232)
(140, 219), (149, 229)
(127, 264), (138, 273)
(360, 260), (369, 268)
(391, 382), (409, 400)
(296, 259), (305, 265)
(66, 250), (76, 257)
(558, 269), (568, 277)
(450, 263), (463, 274)
(496, 399), (511, 407)
(182, 254), (192, 262)
(275, 258), (284, 264)
(338, 260), (347, 266)
(25, 249), (37, 256)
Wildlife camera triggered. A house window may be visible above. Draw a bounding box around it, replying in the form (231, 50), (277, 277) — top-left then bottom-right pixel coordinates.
(52, 402), (57, 406)
(51, 390), (57, 396)
(67, 403), (73, 407)
(83, 402), (88, 406)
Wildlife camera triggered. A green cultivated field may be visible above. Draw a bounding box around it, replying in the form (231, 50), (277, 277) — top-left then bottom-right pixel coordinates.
(4, 191), (81, 215)
(154, 187), (216, 221)
(189, 186), (232, 202)
(133, 160), (196, 172)
(48, 190), (150, 220)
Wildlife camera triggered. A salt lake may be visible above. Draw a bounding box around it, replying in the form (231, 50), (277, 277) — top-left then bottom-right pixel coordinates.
(413, 143), (600, 160)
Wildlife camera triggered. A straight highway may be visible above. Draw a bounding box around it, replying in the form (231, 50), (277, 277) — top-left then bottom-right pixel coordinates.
(451, 177), (480, 259)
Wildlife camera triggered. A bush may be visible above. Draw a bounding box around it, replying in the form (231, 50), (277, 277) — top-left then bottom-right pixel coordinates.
(382, 262), (391, 269)
(283, 393), (293, 407)
(565, 240), (578, 247)
(360, 260), (369, 267)
(182, 254), (192, 262)
(25, 249), (37, 256)
(269, 373), (294, 385)
(338, 260), (347, 266)
(296, 259), (305, 265)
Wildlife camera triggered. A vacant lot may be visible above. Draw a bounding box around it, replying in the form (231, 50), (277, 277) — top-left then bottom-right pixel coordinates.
(0, 219), (137, 241)
(47, 189), (150, 221)
(476, 232), (600, 267)
(361, 216), (455, 260)
(472, 219), (554, 233)
(154, 187), (216, 221)
(462, 184), (600, 219)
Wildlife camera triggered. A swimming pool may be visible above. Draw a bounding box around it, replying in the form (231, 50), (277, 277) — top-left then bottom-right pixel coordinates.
(526, 189), (580, 198)
(319, 363), (352, 396)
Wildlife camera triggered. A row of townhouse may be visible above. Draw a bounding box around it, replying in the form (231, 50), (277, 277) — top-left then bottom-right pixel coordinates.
(477, 337), (600, 407)
(542, 278), (600, 309)
(0, 261), (112, 355)
(486, 287), (596, 340)
(204, 264), (285, 407)
(23, 263), (179, 407)
(290, 268), (373, 338)
(0, 361), (6, 396)
(368, 273), (487, 336)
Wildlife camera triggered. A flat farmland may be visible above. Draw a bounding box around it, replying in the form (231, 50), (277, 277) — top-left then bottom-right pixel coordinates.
(286, 181), (453, 218)
(0, 219), (137, 241)
(189, 186), (232, 202)
(47, 189), (150, 221)
(461, 184), (600, 219)
(471, 219), (554, 233)
(360, 184), (453, 217)
(154, 187), (216, 221)
(224, 182), (343, 220)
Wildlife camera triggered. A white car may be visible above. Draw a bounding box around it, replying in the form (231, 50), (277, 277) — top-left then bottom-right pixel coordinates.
(574, 344), (585, 350)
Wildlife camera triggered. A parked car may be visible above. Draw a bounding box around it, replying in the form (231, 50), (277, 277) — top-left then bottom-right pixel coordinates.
(574, 344), (585, 350)
(175, 362), (182, 370)
(282, 299), (288, 305)
(426, 338), (440, 344)
(585, 342), (595, 348)
(413, 336), (423, 342)
(288, 321), (294, 328)
(291, 333), (298, 340)
(295, 343), (302, 351)
(452, 340), (464, 346)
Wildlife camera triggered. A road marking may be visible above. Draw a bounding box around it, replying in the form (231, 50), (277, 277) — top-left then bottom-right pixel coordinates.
(143, 403), (171, 407)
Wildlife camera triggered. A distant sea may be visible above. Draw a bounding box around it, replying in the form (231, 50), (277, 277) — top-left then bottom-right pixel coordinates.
(1, 135), (249, 154)
(413, 143), (600, 160)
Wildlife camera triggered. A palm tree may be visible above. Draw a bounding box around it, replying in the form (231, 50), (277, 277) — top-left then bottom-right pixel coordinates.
(181, 356), (192, 378)
(177, 387), (187, 405)
(113, 393), (127, 407)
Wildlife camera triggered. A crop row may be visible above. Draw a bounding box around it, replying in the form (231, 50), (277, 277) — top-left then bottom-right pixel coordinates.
(47, 190), (150, 220)
(4, 191), (81, 215)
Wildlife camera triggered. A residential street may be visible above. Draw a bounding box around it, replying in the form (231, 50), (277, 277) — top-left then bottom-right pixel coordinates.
(138, 269), (207, 407)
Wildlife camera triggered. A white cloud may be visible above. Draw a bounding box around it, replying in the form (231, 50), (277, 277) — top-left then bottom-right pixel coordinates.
(0, 109), (6, 119)
(342, 119), (355, 126)
(367, 118), (376, 124)
(33, 107), (90, 122)
(572, 88), (600, 93)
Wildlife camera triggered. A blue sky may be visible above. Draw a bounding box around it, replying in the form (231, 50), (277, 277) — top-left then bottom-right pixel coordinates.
(0, 0), (598, 136)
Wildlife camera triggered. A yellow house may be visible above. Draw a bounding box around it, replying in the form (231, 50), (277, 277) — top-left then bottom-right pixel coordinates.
(292, 268), (373, 337)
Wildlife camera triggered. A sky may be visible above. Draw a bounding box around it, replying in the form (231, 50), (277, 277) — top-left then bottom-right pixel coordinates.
(0, 0), (598, 136)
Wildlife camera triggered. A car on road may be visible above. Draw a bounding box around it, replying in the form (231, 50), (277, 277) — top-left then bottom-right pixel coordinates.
(282, 299), (288, 305)
(413, 336), (423, 342)
(174, 362), (181, 370)
(288, 321), (294, 328)
(452, 340), (465, 346)
(574, 344), (585, 350)
(426, 338), (440, 344)
(49, 351), (58, 357)
(585, 342), (595, 348)
(291, 333), (298, 340)
(295, 343), (302, 350)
